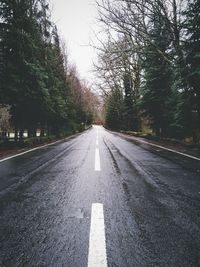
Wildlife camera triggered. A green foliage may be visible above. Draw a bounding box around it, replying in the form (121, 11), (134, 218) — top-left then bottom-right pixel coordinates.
(123, 73), (138, 131)
(185, 0), (200, 141)
(0, 0), (97, 142)
(105, 88), (124, 130)
(98, 0), (200, 143)
(141, 13), (173, 136)
(172, 0), (200, 141)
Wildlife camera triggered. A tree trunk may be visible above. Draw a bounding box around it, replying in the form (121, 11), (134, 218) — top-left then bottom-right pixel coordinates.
(40, 124), (45, 137)
(19, 128), (24, 143)
(14, 127), (18, 142)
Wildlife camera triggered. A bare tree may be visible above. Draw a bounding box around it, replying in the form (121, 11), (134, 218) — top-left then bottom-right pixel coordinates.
(95, 0), (188, 67)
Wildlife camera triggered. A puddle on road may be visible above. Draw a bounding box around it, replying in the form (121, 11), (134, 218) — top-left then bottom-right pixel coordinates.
(67, 208), (84, 219)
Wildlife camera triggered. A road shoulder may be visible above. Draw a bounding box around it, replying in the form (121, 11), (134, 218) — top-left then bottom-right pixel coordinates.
(0, 130), (89, 162)
(107, 130), (200, 161)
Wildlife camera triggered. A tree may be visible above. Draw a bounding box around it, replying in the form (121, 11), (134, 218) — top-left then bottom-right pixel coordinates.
(67, 66), (99, 129)
(0, 0), (98, 141)
(94, 33), (142, 131)
(0, 105), (10, 140)
(95, 0), (196, 139)
(0, 0), (50, 140)
(105, 87), (124, 130)
(185, 0), (200, 141)
(141, 11), (173, 136)
(123, 73), (135, 130)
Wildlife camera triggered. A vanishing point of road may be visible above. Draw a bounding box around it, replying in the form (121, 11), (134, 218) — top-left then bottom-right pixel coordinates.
(0, 126), (200, 266)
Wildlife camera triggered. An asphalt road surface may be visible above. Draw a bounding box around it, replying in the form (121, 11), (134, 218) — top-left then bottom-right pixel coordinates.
(0, 126), (200, 267)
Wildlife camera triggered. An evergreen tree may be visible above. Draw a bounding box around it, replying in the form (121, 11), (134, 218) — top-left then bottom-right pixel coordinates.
(105, 88), (124, 130)
(45, 26), (70, 136)
(141, 12), (172, 136)
(123, 73), (135, 130)
(185, 0), (200, 141)
(0, 0), (96, 142)
(0, 0), (49, 140)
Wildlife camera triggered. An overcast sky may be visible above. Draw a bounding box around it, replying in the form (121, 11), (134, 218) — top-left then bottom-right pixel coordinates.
(50, 0), (98, 83)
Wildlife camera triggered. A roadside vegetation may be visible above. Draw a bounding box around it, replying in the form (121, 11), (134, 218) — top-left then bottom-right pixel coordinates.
(0, 0), (99, 147)
(95, 0), (200, 145)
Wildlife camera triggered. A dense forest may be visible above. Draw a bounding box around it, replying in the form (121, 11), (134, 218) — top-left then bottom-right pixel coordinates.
(95, 0), (200, 142)
(0, 0), (98, 143)
(0, 0), (199, 144)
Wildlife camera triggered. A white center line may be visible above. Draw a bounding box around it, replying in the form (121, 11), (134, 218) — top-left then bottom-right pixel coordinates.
(96, 139), (99, 146)
(88, 203), (107, 267)
(95, 148), (101, 171)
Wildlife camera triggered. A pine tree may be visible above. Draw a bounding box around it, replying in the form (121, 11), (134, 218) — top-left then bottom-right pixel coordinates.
(105, 88), (124, 130)
(45, 26), (70, 136)
(185, 0), (200, 141)
(123, 73), (135, 130)
(0, 0), (99, 141)
(0, 0), (50, 140)
(141, 11), (172, 136)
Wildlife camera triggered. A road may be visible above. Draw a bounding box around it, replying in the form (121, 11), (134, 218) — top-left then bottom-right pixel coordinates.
(0, 126), (200, 267)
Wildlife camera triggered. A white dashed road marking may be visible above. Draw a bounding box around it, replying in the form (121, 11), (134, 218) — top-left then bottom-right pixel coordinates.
(95, 148), (101, 171)
(95, 130), (101, 171)
(88, 203), (107, 267)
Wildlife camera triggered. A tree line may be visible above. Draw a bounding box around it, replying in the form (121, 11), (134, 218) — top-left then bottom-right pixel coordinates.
(0, 0), (98, 142)
(95, 0), (200, 142)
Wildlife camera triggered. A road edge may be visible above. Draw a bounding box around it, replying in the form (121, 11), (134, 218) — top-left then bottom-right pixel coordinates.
(106, 129), (200, 162)
(0, 128), (92, 163)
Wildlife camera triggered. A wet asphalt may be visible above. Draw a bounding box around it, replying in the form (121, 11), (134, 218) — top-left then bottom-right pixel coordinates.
(0, 126), (200, 267)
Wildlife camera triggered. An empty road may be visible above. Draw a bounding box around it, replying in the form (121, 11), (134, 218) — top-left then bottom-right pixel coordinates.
(0, 126), (200, 267)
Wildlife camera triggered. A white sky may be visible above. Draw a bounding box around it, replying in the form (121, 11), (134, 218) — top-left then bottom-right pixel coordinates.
(50, 0), (98, 83)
